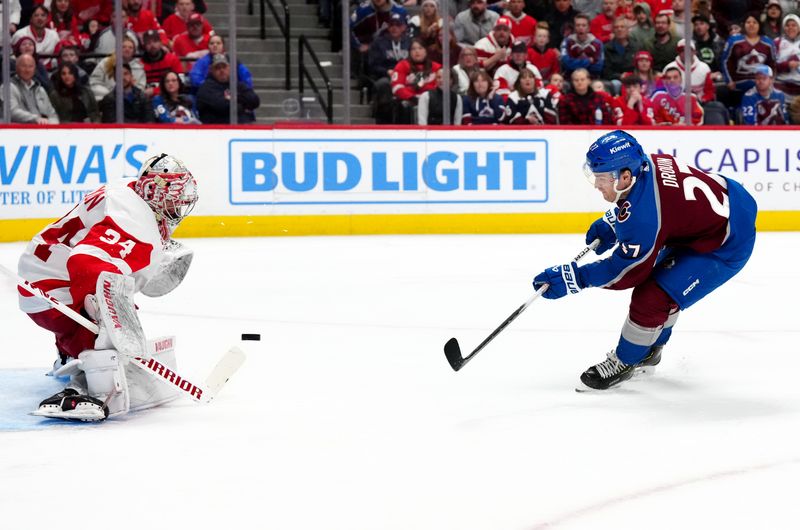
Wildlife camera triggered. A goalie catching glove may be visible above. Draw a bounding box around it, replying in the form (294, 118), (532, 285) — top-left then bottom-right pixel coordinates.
(533, 262), (586, 300)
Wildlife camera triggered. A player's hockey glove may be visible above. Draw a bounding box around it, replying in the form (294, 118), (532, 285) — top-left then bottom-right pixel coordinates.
(533, 262), (585, 299)
(586, 209), (617, 254)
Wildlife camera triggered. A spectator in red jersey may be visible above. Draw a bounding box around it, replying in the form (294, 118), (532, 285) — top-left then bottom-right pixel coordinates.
(527, 24), (560, 80)
(614, 74), (655, 123)
(590, 0), (620, 42)
(72, 0), (113, 26)
(494, 40), (542, 101)
(500, 67), (558, 123)
(162, 0), (213, 42)
(12, 5), (60, 70)
(172, 13), (211, 70)
(474, 16), (513, 74)
(651, 65), (704, 124)
(48, 0), (82, 46)
(140, 28), (183, 97)
(558, 67), (615, 123)
(460, 69), (505, 124)
(504, 0), (537, 45)
(591, 78), (624, 120)
(390, 38), (441, 123)
(159, 0), (208, 21)
(544, 71), (565, 107)
(125, 0), (169, 46)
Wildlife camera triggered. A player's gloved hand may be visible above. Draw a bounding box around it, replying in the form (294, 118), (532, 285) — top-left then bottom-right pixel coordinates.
(586, 209), (617, 254)
(533, 262), (584, 300)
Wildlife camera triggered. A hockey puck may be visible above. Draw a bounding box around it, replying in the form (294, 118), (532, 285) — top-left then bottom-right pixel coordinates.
(241, 333), (261, 341)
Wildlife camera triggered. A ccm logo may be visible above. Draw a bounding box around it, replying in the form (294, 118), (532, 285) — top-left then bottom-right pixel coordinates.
(683, 279), (700, 296)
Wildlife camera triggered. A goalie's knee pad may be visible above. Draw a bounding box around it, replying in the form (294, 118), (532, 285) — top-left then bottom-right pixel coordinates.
(79, 348), (130, 416)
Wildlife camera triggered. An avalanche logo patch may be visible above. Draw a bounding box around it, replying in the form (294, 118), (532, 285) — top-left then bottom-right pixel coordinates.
(617, 201), (632, 222)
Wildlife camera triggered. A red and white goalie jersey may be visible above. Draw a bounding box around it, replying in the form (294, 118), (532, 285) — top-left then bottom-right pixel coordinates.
(18, 182), (164, 356)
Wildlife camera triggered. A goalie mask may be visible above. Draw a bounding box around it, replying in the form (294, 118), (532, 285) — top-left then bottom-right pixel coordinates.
(134, 154), (198, 239)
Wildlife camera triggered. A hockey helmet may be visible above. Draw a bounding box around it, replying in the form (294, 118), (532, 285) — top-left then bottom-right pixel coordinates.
(134, 153), (198, 226)
(583, 130), (648, 185)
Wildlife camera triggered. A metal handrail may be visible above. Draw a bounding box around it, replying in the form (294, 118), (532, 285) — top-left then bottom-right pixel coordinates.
(259, 0), (291, 90)
(298, 35), (333, 123)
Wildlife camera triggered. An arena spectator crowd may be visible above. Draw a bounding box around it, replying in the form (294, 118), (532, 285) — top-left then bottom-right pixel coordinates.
(352, 0), (800, 125)
(0, 0), (259, 124)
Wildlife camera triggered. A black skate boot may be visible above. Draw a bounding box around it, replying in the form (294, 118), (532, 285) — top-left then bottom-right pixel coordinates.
(634, 344), (663, 374)
(579, 350), (635, 391)
(33, 388), (109, 422)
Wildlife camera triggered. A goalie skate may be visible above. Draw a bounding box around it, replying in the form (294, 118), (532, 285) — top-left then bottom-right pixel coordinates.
(32, 388), (109, 422)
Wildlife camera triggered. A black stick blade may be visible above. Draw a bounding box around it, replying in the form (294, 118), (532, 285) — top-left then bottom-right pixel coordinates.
(444, 338), (464, 371)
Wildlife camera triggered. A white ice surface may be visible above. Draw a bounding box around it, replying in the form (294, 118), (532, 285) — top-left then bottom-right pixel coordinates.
(1, 232), (799, 530)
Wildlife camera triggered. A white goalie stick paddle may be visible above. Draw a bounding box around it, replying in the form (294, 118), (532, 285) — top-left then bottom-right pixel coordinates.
(1, 264), (244, 404)
(443, 239), (600, 372)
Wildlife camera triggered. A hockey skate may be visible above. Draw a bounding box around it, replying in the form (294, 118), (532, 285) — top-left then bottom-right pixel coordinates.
(578, 350), (634, 391)
(32, 388), (109, 422)
(634, 344), (663, 375)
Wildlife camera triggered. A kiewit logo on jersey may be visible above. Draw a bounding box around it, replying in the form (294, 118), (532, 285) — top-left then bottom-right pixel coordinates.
(229, 137), (549, 205)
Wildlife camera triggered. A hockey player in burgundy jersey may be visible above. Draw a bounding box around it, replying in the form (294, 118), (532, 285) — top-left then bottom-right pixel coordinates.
(18, 154), (199, 420)
(533, 131), (757, 391)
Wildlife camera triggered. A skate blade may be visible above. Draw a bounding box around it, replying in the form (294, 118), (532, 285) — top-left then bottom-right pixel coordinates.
(31, 407), (106, 422)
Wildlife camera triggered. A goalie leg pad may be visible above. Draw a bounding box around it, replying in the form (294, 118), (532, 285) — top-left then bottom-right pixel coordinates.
(95, 271), (148, 360)
(80, 348), (130, 416)
(126, 336), (181, 412)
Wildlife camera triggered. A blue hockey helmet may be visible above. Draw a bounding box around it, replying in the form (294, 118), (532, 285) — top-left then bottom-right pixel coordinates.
(583, 130), (648, 186)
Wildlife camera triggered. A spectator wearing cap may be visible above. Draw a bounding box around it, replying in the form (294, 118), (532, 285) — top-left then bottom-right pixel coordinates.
(91, 7), (140, 56)
(763, 0), (785, 39)
(454, 0), (499, 46)
(560, 13), (604, 78)
(494, 40), (542, 100)
(173, 13), (213, 70)
(590, 0), (620, 43)
(543, 0), (578, 49)
(775, 13), (800, 99)
(644, 11), (679, 72)
(350, 0), (408, 53)
(196, 53), (261, 124)
(629, 2), (654, 49)
(558, 67), (614, 123)
(367, 13), (411, 123)
(188, 34), (253, 92)
(645, 0), (672, 22)
(89, 35), (147, 101)
(1, 53), (59, 124)
(692, 13), (724, 74)
(125, 0), (169, 46)
(650, 65), (704, 124)
(12, 6), (60, 70)
(621, 49), (661, 96)
(474, 16), (514, 73)
(100, 62), (152, 123)
(527, 23), (560, 81)
(409, 0), (443, 47)
(663, 39), (716, 102)
(163, 0), (214, 41)
(503, 0), (537, 45)
(603, 16), (636, 88)
(12, 36), (52, 91)
(0, 0), (21, 35)
(738, 64), (789, 122)
(141, 28), (184, 97)
(721, 14), (777, 94)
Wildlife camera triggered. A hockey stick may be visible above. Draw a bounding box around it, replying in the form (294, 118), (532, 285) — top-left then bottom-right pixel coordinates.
(1, 264), (244, 404)
(443, 239), (600, 371)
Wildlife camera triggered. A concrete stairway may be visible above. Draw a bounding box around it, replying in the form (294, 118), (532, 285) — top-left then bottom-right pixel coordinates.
(203, 0), (375, 124)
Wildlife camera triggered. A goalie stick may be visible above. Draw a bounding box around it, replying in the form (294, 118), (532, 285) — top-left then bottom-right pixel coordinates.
(443, 239), (600, 371)
(1, 264), (244, 404)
